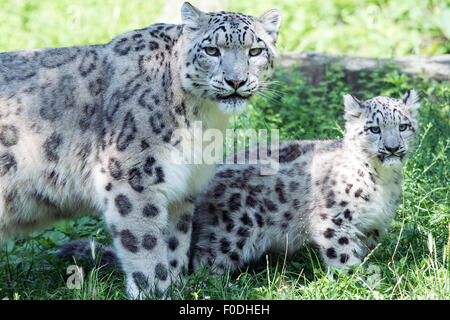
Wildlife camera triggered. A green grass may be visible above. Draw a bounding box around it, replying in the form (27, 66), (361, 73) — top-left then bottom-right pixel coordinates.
(230, 0), (450, 57)
(0, 0), (448, 300)
(0, 0), (448, 57)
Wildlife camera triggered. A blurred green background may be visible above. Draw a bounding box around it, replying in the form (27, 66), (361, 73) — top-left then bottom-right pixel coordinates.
(0, 0), (448, 57)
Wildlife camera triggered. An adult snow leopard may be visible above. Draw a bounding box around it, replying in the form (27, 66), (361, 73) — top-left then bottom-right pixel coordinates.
(0, 2), (281, 298)
(60, 91), (420, 279)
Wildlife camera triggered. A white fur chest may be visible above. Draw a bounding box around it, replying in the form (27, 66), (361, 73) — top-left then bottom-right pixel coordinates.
(161, 99), (230, 204)
(355, 166), (403, 235)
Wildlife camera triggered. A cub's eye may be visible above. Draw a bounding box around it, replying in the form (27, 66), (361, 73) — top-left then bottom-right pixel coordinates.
(399, 124), (409, 132)
(369, 126), (381, 134)
(204, 47), (220, 57)
(249, 48), (263, 57)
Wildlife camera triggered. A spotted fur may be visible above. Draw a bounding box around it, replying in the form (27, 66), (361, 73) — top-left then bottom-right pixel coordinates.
(0, 2), (280, 299)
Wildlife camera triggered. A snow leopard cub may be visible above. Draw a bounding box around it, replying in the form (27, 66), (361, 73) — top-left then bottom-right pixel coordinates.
(189, 90), (420, 273)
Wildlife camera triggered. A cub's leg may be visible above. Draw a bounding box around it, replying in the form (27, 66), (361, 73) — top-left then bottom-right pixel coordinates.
(189, 204), (267, 275)
(102, 182), (171, 299)
(166, 198), (194, 281)
(309, 213), (369, 272)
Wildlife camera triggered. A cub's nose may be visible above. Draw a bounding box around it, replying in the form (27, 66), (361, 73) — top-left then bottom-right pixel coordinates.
(385, 145), (400, 153)
(225, 78), (247, 90)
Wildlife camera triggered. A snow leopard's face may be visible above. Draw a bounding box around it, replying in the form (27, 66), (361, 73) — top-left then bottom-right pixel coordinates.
(344, 90), (420, 167)
(180, 3), (281, 114)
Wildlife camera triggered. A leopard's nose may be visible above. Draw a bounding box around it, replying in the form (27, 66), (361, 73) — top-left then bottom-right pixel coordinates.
(225, 78), (247, 90)
(385, 145), (400, 153)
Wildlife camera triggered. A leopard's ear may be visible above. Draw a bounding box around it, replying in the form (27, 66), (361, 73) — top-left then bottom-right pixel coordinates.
(258, 9), (281, 43)
(343, 94), (364, 120)
(401, 89), (421, 119)
(181, 2), (204, 31)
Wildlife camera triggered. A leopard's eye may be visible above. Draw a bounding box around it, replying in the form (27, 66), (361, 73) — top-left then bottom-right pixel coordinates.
(249, 48), (263, 57)
(369, 126), (381, 134)
(399, 124), (409, 132)
(204, 47), (220, 57)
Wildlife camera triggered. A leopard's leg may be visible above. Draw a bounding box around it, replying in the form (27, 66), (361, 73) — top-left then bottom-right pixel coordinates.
(166, 198), (194, 282)
(102, 183), (171, 299)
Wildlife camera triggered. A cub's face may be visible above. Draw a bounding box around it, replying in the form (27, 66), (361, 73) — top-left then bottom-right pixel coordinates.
(343, 90), (420, 167)
(180, 3), (281, 114)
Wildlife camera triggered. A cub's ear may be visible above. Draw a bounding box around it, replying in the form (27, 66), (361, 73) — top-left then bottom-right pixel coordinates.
(401, 89), (421, 118)
(343, 94), (364, 120)
(258, 9), (282, 43)
(181, 2), (204, 31)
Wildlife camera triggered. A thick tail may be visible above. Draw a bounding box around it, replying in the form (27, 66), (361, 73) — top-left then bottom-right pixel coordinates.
(57, 239), (121, 269)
